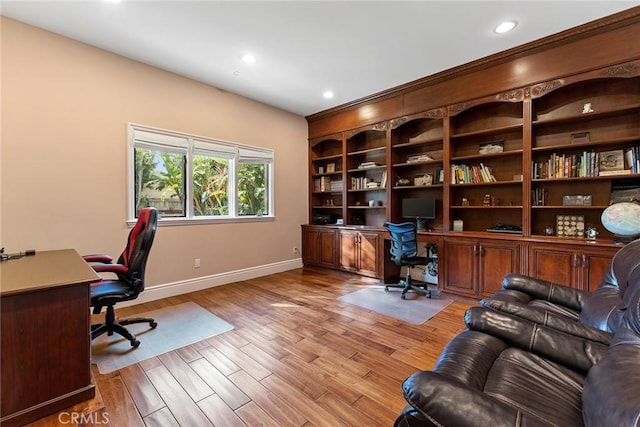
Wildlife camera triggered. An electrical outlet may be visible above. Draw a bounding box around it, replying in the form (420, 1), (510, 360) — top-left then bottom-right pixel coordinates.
(194, 258), (201, 268)
(293, 246), (300, 255)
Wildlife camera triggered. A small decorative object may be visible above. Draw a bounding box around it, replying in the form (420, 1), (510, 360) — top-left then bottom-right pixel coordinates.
(582, 103), (594, 114)
(336, 218), (344, 225)
(414, 173), (433, 186)
(562, 194), (592, 206)
(556, 215), (585, 238)
(586, 227), (599, 240)
(326, 163), (336, 173)
(570, 131), (590, 144)
(601, 202), (640, 244)
(358, 161), (377, 169)
(396, 177), (410, 186)
(598, 149), (625, 176)
(368, 200), (375, 207)
(462, 197), (469, 206)
(407, 154), (434, 163)
(453, 219), (463, 231)
(479, 140), (504, 155)
(483, 194), (491, 206)
(544, 225), (554, 236)
(365, 181), (380, 188)
(318, 166), (324, 174)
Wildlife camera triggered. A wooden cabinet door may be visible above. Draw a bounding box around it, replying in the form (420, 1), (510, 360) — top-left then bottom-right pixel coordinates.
(338, 230), (358, 273)
(302, 227), (321, 265)
(479, 240), (520, 297)
(302, 226), (336, 268)
(580, 248), (617, 293)
(529, 244), (578, 288)
(442, 238), (478, 297)
(357, 231), (380, 278)
(318, 228), (337, 267)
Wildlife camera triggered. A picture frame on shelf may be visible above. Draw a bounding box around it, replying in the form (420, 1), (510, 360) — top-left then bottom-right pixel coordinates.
(326, 163), (336, 173)
(598, 149), (625, 175)
(570, 131), (590, 144)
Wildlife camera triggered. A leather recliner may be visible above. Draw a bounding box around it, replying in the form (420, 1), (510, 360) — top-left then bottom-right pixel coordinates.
(394, 287), (640, 426)
(481, 238), (640, 337)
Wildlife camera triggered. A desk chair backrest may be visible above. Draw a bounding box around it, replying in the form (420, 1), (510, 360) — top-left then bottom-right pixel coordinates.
(384, 222), (419, 265)
(117, 207), (158, 290)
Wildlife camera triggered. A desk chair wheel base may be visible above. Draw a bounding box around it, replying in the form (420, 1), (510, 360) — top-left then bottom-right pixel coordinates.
(91, 305), (158, 348)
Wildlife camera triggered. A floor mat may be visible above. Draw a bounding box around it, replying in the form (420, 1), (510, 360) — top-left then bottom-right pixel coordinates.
(337, 286), (453, 325)
(91, 302), (233, 374)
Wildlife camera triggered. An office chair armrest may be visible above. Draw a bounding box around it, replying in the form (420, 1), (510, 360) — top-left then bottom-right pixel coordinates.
(502, 272), (590, 311)
(83, 254), (114, 264)
(401, 372), (531, 427)
(465, 306), (608, 373)
(480, 298), (613, 346)
(91, 263), (128, 274)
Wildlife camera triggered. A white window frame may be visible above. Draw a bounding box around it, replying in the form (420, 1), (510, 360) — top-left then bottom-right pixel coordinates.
(128, 123), (274, 226)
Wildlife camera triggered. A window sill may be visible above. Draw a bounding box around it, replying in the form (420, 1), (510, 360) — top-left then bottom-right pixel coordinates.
(127, 215), (275, 227)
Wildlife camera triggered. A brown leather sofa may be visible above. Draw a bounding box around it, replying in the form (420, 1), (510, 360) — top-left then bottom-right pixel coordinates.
(394, 286), (640, 426)
(482, 238), (640, 336)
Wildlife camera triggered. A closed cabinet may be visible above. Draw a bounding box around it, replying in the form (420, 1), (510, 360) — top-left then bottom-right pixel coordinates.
(302, 225), (337, 268)
(528, 244), (617, 292)
(443, 237), (520, 298)
(339, 229), (381, 278)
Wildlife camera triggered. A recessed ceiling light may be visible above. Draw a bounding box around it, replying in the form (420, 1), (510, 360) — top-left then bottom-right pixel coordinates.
(494, 20), (517, 34)
(242, 54), (256, 64)
(323, 91), (334, 99)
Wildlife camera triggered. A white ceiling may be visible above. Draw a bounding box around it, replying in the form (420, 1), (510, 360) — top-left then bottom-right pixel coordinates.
(2, 1), (639, 117)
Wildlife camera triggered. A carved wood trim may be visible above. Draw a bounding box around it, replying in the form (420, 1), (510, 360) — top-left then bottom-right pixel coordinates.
(310, 132), (343, 144)
(601, 60), (640, 76)
(529, 80), (565, 99)
(448, 102), (474, 115)
(496, 89), (524, 102)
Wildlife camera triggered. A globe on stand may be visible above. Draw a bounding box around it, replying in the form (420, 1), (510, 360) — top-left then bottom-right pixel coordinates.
(601, 202), (640, 245)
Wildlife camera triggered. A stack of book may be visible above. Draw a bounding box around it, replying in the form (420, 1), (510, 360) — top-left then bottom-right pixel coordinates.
(451, 163), (496, 184)
(531, 187), (548, 206)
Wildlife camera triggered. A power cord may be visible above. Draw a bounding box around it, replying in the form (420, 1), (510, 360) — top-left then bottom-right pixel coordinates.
(0, 247), (36, 261)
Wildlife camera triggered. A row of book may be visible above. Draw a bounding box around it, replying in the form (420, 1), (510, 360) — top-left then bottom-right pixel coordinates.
(451, 163), (496, 184)
(531, 149), (637, 179)
(314, 177), (343, 192)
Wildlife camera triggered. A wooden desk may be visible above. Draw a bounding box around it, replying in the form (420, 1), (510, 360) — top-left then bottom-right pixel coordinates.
(1, 249), (100, 426)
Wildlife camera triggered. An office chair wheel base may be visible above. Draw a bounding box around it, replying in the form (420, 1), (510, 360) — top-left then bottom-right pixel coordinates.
(131, 339), (141, 348)
(401, 294), (406, 300)
(384, 286), (389, 291)
(150, 321), (158, 328)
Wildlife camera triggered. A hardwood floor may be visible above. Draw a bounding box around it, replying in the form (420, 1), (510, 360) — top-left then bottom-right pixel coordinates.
(27, 267), (473, 427)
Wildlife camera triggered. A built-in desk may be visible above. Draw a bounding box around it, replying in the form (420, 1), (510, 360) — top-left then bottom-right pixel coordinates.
(1, 249), (100, 426)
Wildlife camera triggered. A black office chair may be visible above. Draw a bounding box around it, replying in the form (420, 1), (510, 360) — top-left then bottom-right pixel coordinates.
(384, 221), (433, 299)
(84, 207), (158, 347)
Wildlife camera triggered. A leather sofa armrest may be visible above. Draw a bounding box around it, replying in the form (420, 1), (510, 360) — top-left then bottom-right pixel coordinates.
(480, 298), (613, 346)
(401, 371), (544, 427)
(465, 306), (608, 373)
(502, 273), (590, 311)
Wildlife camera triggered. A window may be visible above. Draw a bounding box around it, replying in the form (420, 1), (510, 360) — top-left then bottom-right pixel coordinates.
(129, 124), (274, 222)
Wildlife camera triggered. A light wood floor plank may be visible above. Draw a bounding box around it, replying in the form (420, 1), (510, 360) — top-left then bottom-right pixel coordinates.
(28, 268), (473, 427)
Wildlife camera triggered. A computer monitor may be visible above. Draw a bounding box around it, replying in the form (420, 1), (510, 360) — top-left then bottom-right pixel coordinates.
(402, 197), (436, 231)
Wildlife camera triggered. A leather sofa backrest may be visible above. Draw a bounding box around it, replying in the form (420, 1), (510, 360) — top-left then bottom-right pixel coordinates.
(582, 285), (640, 426)
(579, 238), (640, 333)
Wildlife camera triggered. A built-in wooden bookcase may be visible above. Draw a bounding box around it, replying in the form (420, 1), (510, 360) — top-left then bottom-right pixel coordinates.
(530, 75), (640, 240)
(447, 98), (525, 233)
(389, 111), (445, 231)
(345, 125), (387, 227)
(309, 134), (343, 223)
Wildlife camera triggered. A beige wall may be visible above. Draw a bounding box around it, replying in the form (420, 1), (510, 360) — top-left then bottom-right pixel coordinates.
(1, 17), (308, 287)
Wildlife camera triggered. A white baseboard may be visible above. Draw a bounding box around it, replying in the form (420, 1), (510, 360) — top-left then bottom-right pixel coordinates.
(119, 258), (303, 308)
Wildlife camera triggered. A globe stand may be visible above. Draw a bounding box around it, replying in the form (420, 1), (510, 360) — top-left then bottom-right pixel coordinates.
(613, 234), (639, 245)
